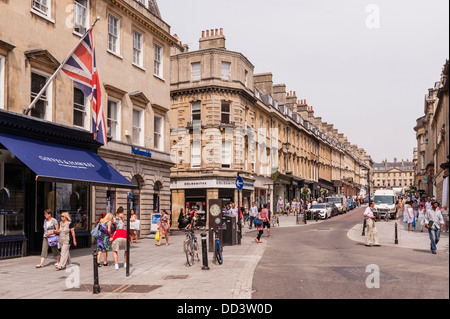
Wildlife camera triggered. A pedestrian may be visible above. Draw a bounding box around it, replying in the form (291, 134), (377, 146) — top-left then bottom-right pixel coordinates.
(363, 201), (380, 247)
(441, 205), (449, 233)
(417, 204), (426, 232)
(114, 206), (125, 230)
(276, 197), (284, 214)
(406, 204), (414, 231)
(110, 228), (130, 270)
(260, 203), (271, 238)
(56, 212), (77, 270)
(425, 201), (445, 254)
(249, 202), (258, 229)
(224, 204), (231, 216)
(35, 209), (61, 268)
(285, 200), (290, 216)
(402, 201), (409, 224)
(229, 203), (239, 220)
(97, 213), (113, 267)
(254, 208), (264, 243)
(129, 209), (140, 244)
(425, 197), (432, 212)
(177, 208), (187, 230)
(156, 209), (170, 246)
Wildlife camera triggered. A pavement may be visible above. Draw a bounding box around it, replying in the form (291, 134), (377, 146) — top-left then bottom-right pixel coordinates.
(0, 208), (448, 300)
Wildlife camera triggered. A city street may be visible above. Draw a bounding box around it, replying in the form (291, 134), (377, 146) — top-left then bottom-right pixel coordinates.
(252, 206), (449, 299)
(0, 206), (448, 302)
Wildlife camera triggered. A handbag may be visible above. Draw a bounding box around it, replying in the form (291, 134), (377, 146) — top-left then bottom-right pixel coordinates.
(44, 219), (59, 246)
(91, 223), (100, 238)
(130, 219), (140, 230)
(47, 235), (59, 247)
(254, 218), (263, 226)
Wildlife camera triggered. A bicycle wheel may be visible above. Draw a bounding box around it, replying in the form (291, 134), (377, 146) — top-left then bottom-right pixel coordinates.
(193, 238), (200, 261)
(184, 240), (194, 266)
(215, 240), (223, 265)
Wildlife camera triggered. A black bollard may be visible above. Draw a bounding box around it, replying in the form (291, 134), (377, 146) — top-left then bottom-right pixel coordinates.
(362, 219), (366, 236)
(304, 211), (307, 224)
(93, 250), (101, 294)
(394, 222), (398, 244)
(200, 233), (209, 270)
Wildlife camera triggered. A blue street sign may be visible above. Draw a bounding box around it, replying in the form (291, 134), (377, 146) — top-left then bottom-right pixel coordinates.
(235, 176), (244, 190)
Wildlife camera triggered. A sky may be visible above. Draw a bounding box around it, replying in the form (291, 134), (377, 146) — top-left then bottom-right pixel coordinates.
(157, 0), (449, 163)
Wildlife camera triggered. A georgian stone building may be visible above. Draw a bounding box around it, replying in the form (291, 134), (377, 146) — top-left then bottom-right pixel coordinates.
(0, 0), (176, 256)
(169, 30), (372, 227)
(414, 60), (449, 204)
(373, 158), (415, 192)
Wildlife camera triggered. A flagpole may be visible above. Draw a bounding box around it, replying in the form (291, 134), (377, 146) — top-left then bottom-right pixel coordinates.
(23, 17), (101, 115)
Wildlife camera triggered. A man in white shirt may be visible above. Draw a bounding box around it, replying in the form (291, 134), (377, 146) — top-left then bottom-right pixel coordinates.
(425, 197), (432, 212)
(229, 203), (239, 219)
(249, 202), (258, 229)
(425, 201), (445, 254)
(363, 201), (380, 247)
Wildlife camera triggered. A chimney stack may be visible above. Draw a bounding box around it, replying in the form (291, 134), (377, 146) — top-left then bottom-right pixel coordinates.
(200, 28), (226, 50)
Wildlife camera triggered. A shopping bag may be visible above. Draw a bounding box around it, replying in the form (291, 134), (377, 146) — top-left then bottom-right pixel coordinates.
(130, 219), (140, 230)
(155, 230), (160, 242)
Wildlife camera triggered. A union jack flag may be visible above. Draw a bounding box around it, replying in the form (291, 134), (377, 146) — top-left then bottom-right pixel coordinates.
(62, 29), (106, 145)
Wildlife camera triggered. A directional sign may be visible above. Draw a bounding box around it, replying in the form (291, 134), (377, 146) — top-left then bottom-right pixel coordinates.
(235, 176), (244, 190)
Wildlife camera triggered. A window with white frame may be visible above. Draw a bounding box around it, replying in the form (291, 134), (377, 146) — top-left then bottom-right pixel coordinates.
(0, 55), (5, 110)
(108, 14), (120, 55)
(30, 71), (52, 121)
(191, 62), (201, 81)
(132, 108), (144, 146)
(133, 30), (143, 67)
(74, 0), (89, 34)
(221, 62), (231, 81)
(154, 115), (164, 151)
(191, 140), (201, 168)
(33, 0), (50, 16)
(107, 98), (121, 141)
(222, 140), (232, 168)
(221, 101), (231, 124)
(73, 87), (88, 129)
(154, 43), (163, 77)
(191, 101), (201, 124)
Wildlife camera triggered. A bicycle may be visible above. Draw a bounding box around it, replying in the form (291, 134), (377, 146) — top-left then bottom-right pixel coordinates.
(210, 226), (225, 265)
(183, 228), (199, 266)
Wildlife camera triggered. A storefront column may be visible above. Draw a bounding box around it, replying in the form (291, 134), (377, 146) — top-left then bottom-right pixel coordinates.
(171, 189), (185, 229)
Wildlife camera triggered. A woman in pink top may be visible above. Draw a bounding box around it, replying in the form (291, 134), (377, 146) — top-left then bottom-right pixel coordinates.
(261, 204), (271, 237)
(255, 209), (264, 243)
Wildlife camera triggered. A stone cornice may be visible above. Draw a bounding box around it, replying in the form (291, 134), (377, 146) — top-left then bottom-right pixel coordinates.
(107, 0), (177, 46)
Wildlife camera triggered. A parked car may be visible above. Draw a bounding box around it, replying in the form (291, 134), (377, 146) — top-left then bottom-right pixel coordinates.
(307, 203), (332, 220)
(325, 196), (348, 214)
(347, 198), (354, 210)
(329, 203), (339, 217)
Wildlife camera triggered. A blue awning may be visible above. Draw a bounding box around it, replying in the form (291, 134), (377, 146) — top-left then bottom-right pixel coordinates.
(0, 132), (135, 188)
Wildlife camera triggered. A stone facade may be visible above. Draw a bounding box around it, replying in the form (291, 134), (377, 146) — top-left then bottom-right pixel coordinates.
(169, 30), (372, 227)
(0, 0), (177, 237)
(414, 60), (449, 204)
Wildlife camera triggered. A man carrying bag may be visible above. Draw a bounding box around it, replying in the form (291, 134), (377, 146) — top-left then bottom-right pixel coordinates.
(425, 201), (445, 254)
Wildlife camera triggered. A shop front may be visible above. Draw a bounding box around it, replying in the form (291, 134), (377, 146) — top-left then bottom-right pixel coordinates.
(170, 177), (254, 228)
(0, 110), (134, 258)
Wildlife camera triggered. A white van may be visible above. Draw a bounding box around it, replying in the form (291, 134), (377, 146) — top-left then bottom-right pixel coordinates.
(373, 189), (398, 220)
